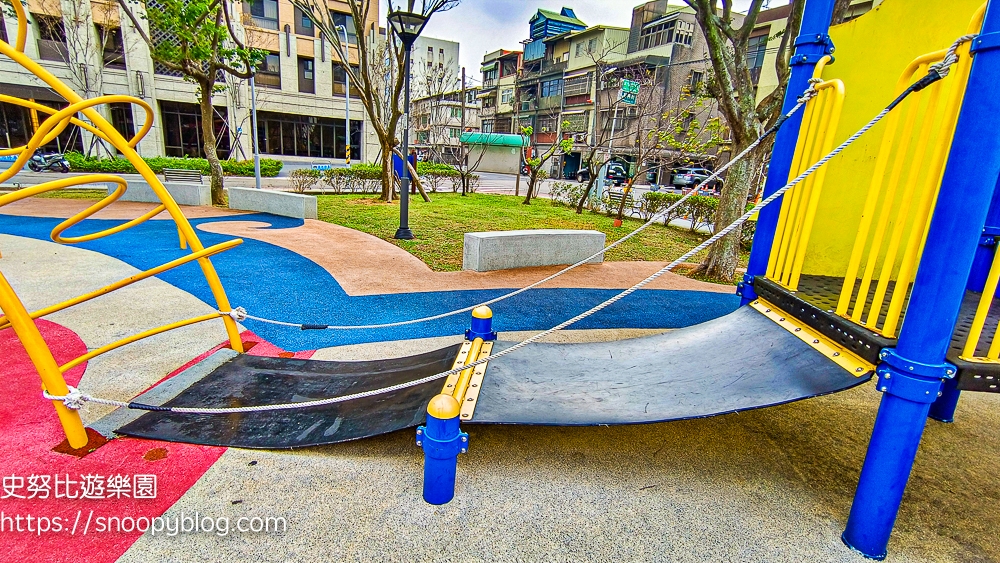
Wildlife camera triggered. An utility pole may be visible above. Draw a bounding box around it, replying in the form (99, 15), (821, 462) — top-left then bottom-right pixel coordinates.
(514, 69), (521, 196)
(460, 66), (467, 195)
(250, 74), (261, 190)
(337, 25), (351, 166)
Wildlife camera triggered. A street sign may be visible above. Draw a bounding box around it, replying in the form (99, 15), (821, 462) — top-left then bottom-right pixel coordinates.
(621, 79), (639, 105)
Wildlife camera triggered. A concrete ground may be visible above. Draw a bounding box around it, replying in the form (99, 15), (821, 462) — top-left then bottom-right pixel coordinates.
(1, 198), (999, 562)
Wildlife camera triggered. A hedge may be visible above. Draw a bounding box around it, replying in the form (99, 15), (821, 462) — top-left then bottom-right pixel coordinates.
(64, 152), (283, 177)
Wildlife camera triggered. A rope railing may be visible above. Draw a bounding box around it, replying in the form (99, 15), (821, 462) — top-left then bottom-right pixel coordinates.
(43, 40), (973, 415)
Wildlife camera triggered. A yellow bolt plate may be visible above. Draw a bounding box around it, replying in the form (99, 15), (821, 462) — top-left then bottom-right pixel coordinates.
(442, 341), (472, 394)
(460, 341), (493, 421)
(750, 299), (874, 377)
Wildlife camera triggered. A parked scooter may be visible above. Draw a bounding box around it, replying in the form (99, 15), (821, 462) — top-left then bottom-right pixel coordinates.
(27, 149), (70, 173)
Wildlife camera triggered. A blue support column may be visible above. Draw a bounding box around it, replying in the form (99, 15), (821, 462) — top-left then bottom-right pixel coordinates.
(928, 377), (961, 423)
(740, 0), (837, 304)
(842, 5), (1000, 558)
(417, 394), (467, 505)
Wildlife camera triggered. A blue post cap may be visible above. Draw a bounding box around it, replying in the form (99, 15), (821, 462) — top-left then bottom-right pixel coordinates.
(466, 305), (497, 341)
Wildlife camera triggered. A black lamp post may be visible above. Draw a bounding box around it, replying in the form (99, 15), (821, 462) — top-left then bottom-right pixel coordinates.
(388, 3), (430, 240)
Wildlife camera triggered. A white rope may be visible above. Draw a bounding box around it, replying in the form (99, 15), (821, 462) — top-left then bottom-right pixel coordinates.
(929, 35), (976, 78)
(44, 41), (970, 415)
(228, 86), (819, 331)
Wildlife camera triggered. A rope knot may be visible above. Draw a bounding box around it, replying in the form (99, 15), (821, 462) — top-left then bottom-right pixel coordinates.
(929, 34), (977, 79)
(227, 306), (248, 322)
(797, 78), (823, 104)
(44, 386), (86, 410)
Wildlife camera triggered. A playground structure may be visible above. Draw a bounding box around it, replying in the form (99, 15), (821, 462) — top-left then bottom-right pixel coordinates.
(1, 0), (1000, 560)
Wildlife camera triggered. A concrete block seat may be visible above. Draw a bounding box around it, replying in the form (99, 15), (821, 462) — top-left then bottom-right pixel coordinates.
(116, 180), (211, 207)
(227, 187), (318, 219)
(463, 229), (606, 272)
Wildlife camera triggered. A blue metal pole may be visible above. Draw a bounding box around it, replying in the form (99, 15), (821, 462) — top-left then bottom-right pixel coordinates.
(417, 394), (467, 505)
(843, 5), (1000, 558)
(740, 0), (837, 304)
(928, 377), (961, 423)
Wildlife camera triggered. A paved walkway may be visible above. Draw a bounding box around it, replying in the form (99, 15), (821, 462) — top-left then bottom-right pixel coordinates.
(0, 197), (998, 562)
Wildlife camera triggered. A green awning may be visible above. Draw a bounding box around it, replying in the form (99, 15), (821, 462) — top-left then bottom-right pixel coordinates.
(460, 132), (526, 147)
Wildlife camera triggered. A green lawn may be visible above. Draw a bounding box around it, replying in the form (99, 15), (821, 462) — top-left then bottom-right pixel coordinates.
(1, 189), (108, 200)
(316, 193), (749, 273)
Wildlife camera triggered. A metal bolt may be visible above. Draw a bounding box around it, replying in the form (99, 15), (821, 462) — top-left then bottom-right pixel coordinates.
(856, 367), (863, 372)
(880, 387), (888, 392)
(416, 429), (423, 435)
(925, 391), (930, 395)
(765, 309), (771, 313)
(880, 351), (888, 359)
(833, 352), (840, 357)
(460, 448), (467, 454)
(909, 366), (914, 371)
(884, 373), (891, 379)
(467, 397), (474, 401)
(938, 391), (943, 397)
(946, 369), (955, 375)
(779, 317), (785, 322)
(794, 327), (801, 332)
(461, 436), (467, 442)
(813, 339), (820, 344)
(416, 440), (422, 446)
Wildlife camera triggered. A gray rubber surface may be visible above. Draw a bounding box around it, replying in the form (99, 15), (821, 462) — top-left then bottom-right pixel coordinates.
(471, 306), (871, 424)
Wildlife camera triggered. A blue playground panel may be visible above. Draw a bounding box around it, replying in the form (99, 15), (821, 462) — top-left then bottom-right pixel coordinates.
(0, 213), (740, 351)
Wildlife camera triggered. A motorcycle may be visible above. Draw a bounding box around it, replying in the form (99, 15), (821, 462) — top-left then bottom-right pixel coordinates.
(27, 150), (70, 173)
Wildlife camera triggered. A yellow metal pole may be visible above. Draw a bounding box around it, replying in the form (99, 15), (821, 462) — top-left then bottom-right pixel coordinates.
(0, 2), (243, 353)
(963, 246), (1000, 358)
(0, 272), (89, 448)
(452, 337), (484, 402)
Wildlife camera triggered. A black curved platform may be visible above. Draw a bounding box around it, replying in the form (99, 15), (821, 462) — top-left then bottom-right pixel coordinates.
(116, 306), (871, 449)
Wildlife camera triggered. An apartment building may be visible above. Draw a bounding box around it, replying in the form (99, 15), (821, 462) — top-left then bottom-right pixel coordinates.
(411, 36), (461, 98)
(411, 87), (480, 164)
(0, 0), (378, 163)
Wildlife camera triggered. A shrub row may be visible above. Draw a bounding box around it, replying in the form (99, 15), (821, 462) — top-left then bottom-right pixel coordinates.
(310, 162), (477, 194)
(64, 151), (283, 177)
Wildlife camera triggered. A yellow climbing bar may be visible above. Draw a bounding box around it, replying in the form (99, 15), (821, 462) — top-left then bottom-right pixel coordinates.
(767, 57), (845, 291)
(835, 8), (982, 338)
(962, 243), (1000, 361)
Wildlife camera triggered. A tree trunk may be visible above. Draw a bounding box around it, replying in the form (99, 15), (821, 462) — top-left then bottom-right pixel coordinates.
(576, 175), (599, 214)
(698, 144), (765, 281)
(198, 81), (225, 205)
(379, 139), (394, 202)
(522, 171), (537, 204)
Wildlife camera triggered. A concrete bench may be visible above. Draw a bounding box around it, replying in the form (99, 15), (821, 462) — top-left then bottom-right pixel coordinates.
(463, 229), (606, 272)
(227, 187), (317, 219)
(163, 168), (203, 183)
(116, 180), (211, 206)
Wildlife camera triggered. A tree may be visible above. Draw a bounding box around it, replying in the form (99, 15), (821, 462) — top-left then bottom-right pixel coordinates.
(681, 0), (807, 281)
(290, 0), (460, 202)
(520, 119), (572, 205)
(116, 0), (262, 204)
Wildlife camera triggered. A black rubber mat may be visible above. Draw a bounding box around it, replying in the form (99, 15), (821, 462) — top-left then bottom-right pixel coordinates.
(117, 307), (872, 447)
(117, 345), (462, 448)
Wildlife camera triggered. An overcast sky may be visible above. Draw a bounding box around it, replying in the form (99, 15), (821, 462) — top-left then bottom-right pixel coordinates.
(387, 0), (789, 82)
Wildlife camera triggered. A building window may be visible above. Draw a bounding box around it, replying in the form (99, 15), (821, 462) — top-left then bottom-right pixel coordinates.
(34, 14), (66, 61)
(109, 102), (136, 141)
(449, 127), (460, 138)
(541, 79), (562, 98)
(254, 110), (360, 159)
(333, 64), (361, 97)
(331, 12), (357, 44)
(298, 57), (315, 93)
(244, 0), (278, 30)
(563, 112), (588, 132)
(450, 107), (462, 118)
(293, 6), (314, 37)
(0, 15), (7, 43)
(563, 74), (591, 97)
(690, 71), (703, 87)
(747, 34), (767, 84)
(481, 119), (493, 133)
(416, 131), (429, 143)
(256, 53), (281, 88)
(0, 101), (31, 150)
(160, 100), (230, 159)
(500, 88), (513, 104)
(588, 38), (597, 53)
(98, 25), (126, 69)
(537, 115), (557, 133)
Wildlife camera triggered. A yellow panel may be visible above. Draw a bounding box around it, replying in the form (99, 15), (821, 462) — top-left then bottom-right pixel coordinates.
(459, 342), (494, 421)
(799, 0), (986, 278)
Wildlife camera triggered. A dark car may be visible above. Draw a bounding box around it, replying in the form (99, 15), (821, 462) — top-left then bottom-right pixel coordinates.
(576, 162), (628, 186)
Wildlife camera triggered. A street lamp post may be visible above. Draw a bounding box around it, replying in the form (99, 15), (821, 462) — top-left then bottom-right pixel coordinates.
(249, 73), (261, 190)
(387, 4), (430, 240)
(336, 25), (351, 166)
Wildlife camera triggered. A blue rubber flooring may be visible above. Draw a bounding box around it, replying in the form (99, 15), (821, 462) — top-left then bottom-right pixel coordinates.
(0, 212), (740, 351)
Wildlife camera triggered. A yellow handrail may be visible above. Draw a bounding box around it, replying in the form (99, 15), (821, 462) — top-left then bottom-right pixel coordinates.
(0, 3), (246, 448)
(767, 57), (845, 290)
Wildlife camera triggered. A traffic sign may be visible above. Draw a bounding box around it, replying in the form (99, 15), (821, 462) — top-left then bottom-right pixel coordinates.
(621, 79), (639, 105)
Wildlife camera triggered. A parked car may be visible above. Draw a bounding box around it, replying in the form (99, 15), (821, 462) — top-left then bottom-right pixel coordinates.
(575, 162), (628, 186)
(672, 167), (722, 191)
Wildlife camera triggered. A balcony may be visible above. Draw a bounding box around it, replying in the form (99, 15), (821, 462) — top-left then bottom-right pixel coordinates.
(519, 99), (536, 113)
(540, 59), (567, 75)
